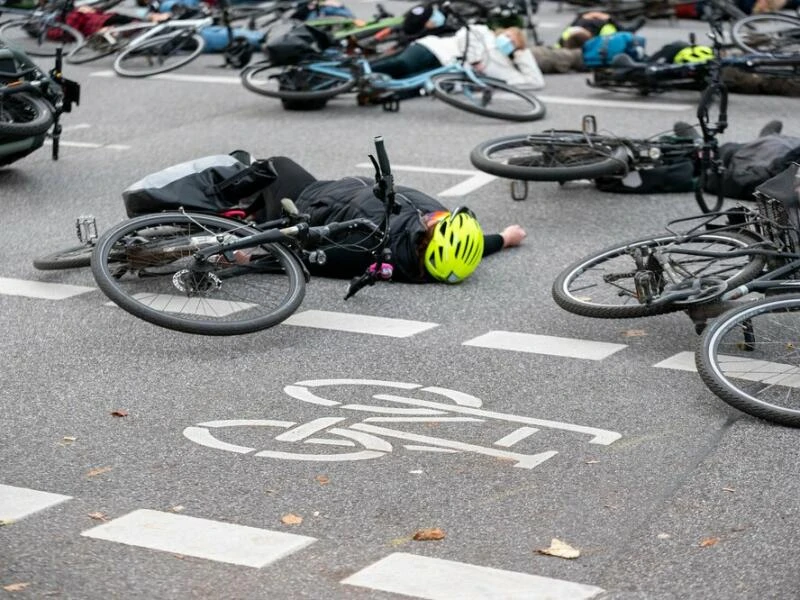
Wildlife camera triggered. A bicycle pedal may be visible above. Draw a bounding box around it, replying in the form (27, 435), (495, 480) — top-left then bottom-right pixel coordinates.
(75, 215), (98, 244)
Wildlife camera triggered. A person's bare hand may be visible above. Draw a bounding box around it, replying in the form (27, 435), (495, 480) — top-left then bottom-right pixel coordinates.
(501, 225), (526, 248)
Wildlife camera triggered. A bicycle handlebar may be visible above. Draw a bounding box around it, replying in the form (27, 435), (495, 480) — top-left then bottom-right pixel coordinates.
(374, 135), (391, 177)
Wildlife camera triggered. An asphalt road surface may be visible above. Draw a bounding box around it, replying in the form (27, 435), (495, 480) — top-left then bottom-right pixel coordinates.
(1, 2), (799, 599)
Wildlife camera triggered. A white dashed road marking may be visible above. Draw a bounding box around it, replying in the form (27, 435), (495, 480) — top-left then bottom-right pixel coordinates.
(0, 484), (72, 521)
(283, 309), (439, 337)
(464, 331), (627, 360)
(341, 552), (605, 599)
(0, 277), (94, 300)
(654, 351), (696, 371)
(81, 509), (316, 568)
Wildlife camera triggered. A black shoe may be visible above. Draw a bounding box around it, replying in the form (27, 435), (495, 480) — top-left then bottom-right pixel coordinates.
(759, 120), (783, 136)
(674, 121), (701, 140)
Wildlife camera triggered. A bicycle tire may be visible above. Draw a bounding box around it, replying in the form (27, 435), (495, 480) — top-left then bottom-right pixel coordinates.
(91, 213), (306, 336)
(66, 32), (125, 64)
(0, 93), (54, 137)
(470, 132), (629, 181)
(0, 20), (84, 57)
(33, 244), (93, 270)
(429, 74), (546, 122)
(113, 30), (205, 77)
(731, 13), (800, 54)
(552, 231), (766, 319)
(697, 293), (800, 427)
(240, 61), (356, 100)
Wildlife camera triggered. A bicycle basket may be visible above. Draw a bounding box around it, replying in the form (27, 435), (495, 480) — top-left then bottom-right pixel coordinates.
(754, 163), (800, 255)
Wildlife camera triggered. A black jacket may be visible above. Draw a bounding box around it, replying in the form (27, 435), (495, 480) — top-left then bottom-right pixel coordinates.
(294, 176), (445, 282)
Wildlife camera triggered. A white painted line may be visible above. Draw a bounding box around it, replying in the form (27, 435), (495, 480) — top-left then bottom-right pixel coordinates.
(494, 426), (539, 448)
(0, 277), (94, 300)
(342, 552), (605, 599)
(283, 310), (438, 338)
(90, 70), (241, 85)
(539, 95), (693, 111)
(654, 351), (696, 372)
(463, 331), (626, 361)
(81, 509), (316, 568)
(44, 140), (131, 150)
(0, 484), (72, 522)
(438, 172), (497, 197)
(356, 163), (477, 176)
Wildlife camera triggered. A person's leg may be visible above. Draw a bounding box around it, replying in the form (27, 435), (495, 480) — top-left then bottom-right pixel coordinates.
(260, 157), (317, 219)
(369, 43), (441, 79)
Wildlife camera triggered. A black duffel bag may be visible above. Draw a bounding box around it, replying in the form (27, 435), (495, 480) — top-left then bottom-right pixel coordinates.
(265, 23), (336, 66)
(122, 151), (278, 219)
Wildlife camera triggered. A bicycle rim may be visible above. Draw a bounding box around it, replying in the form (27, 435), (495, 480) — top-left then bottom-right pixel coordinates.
(552, 231), (766, 319)
(732, 14), (800, 54)
(0, 20), (83, 57)
(91, 213), (306, 336)
(431, 74), (546, 122)
(470, 133), (629, 181)
(698, 294), (800, 427)
(241, 62), (355, 100)
(114, 31), (205, 77)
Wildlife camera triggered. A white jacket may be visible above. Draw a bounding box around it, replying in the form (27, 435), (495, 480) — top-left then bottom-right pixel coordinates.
(415, 25), (545, 91)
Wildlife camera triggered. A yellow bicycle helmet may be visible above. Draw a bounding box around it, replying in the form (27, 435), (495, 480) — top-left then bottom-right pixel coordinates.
(423, 207), (484, 284)
(673, 45), (714, 64)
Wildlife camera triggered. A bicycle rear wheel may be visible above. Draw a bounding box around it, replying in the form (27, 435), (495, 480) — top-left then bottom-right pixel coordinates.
(113, 30), (205, 77)
(470, 132), (629, 181)
(552, 231), (766, 319)
(732, 13), (800, 54)
(430, 74), (546, 122)
(91, 213), (306, 336)
(697, 293), (800, 427)
(0, 93), (53, 137)
(240, 61), (356, 100)
(0, 19), (83, 57)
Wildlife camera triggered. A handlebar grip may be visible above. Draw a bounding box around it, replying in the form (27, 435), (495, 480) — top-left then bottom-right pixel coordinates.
(374, 136), (391, 176)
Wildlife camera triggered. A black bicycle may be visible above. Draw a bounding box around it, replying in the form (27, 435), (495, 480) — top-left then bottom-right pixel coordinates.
(0, 43), (79, 165)
(88, 136), (398, 336)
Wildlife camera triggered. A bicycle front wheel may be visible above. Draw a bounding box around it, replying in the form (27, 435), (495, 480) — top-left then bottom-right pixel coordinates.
(552, 231), (766, 319)
(0, 19), (83, 57)
(697, 294), (800, 427)
(91, 213), (306, 336)
(0, 92), (53, 137)
(430, 74), (546, 122)
(113, 30), (205, 77)
(732, 13), (800, 54)
(240, 61), (356, 100)
(33, 244), (93, 270)
(470, 133), (629, 181)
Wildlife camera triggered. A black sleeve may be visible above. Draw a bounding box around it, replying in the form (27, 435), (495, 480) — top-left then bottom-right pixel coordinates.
(482, 233), (503, 257)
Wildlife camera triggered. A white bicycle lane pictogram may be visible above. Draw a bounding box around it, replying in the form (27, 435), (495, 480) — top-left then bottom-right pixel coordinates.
(183, 379), (622, 470)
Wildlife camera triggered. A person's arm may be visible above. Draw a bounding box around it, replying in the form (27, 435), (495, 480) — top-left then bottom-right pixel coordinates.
(483, 225), (526, 257)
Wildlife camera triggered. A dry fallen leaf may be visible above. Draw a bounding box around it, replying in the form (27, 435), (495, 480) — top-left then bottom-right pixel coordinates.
(88, 512), (110, 521)
(110, 410), (128, 418)
(699, 537), (719, 547)
(622, 329), (648, 338)
(315, 475), (329, 485)
(169, 505), (185, 513)
(86, 466), (113, 478)
(62, 436), (76, 443)
(412, 528), (445, 541)
(281, 513), (303, 525)
(0, 519), (14, 527)
(536, 538), (581, 559)
(3, 583), (30, 592)
(722, 487), (736, 493)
